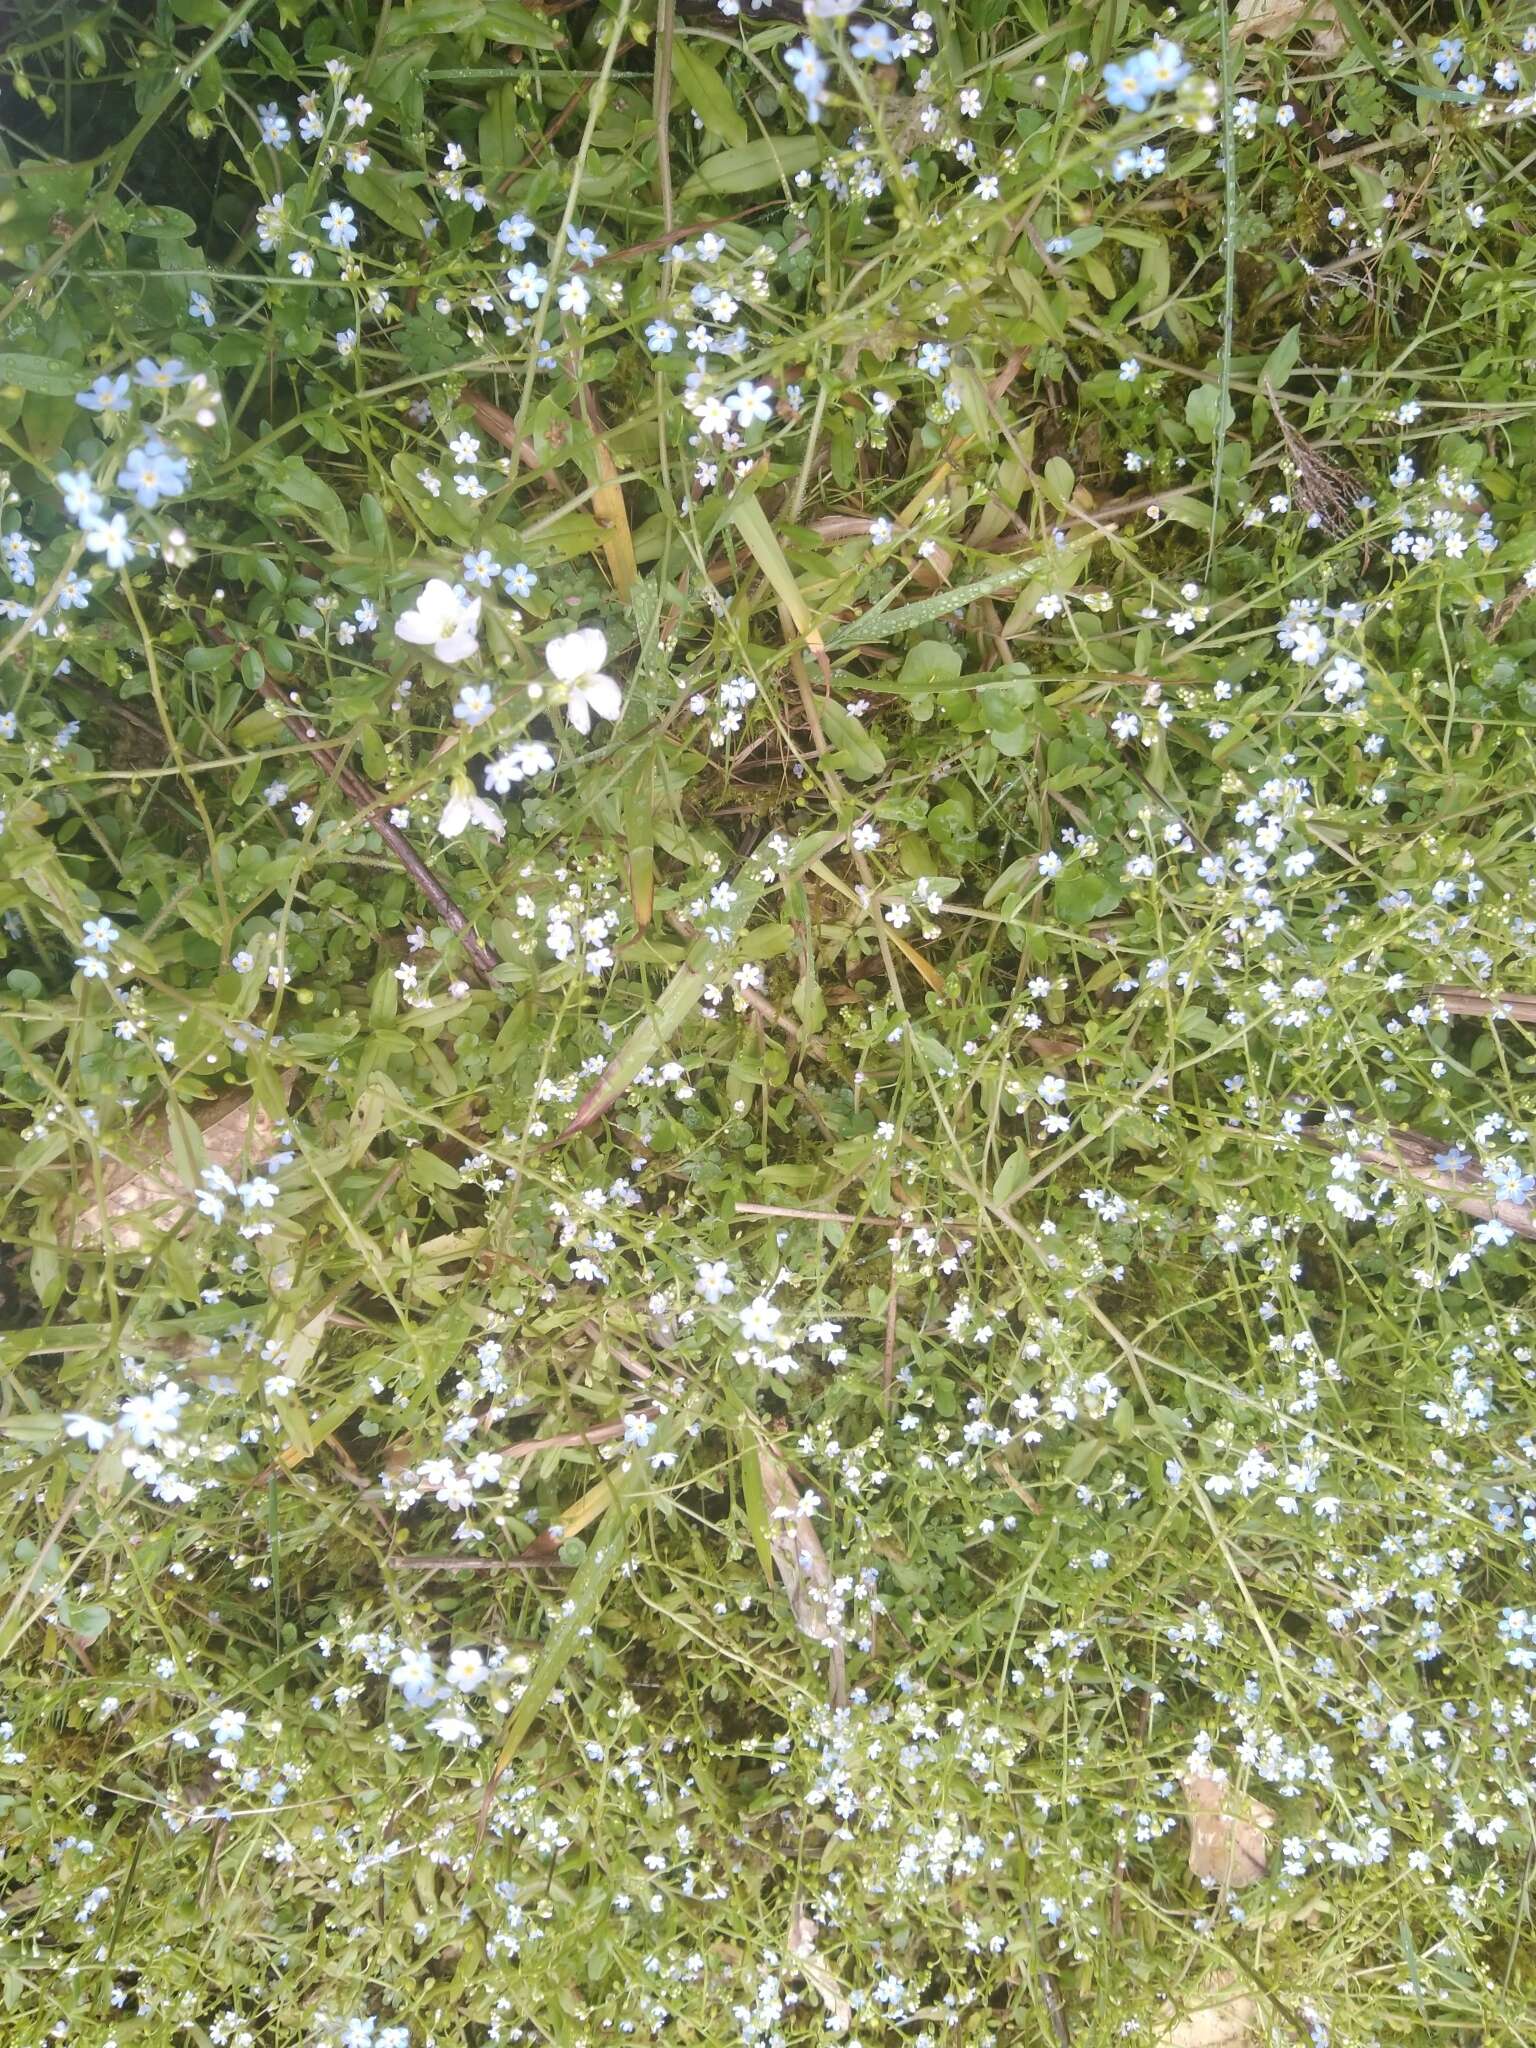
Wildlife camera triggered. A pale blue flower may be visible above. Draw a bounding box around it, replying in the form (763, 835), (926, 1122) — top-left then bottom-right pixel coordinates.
(76, 373), (131, 415)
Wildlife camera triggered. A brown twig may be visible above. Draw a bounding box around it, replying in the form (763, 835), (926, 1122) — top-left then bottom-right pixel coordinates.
(1431, 985), (1536, 1022)
(1342, 1126), (1536, 1241)
(385, 1553), (572, 1571)
(882, 1279), (899, 1414)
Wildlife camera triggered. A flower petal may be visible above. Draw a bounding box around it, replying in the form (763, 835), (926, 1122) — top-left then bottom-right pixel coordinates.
(546, 625), (606, 683)
(583, 672), (623, 724)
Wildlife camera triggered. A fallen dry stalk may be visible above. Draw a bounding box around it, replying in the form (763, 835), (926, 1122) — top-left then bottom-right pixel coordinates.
(1354, 1127), (1536, 1242)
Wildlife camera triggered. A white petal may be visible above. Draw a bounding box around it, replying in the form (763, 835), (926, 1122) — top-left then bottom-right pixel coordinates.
(546, 626), (605, 683)
(439, 794), (471, 838)
(433, 627), (479, 664)
(564, 690), (593, 735)
(395, 607), (437, 646)
(471, 796), (506, 839)
(583, 672), (623, 723)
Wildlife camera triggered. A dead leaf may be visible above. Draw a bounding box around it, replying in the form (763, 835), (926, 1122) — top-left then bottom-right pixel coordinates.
(758, 1444), (848, 1707)
(578, 387), (637, 601)
(517, 1476), (615, 1562)
(1232, 0), (1345, 57)
(72, 1093), (280, 1250)
(1182, 1764), (1275, 1887)
(1156, 1972), (1260, 2048)
(788, 1906), (852, 2033)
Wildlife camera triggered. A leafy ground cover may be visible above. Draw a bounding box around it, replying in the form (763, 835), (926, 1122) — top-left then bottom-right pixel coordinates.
(3, 2), (1536, 2043)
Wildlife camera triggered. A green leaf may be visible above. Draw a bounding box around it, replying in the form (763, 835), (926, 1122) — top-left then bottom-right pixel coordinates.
(559, 959), (710, 1141)
(897, 640), (963, 689)
(378, 0), (482, 41)
(993, 1144), (1032, 1207)
(121, 203), (199, 239)
(0, 353), (83, 397)
(1043, 456), (1075, 506)
(1260, 324), (1301, 395)
(479, 0), (564, 47)
(819, 700), (886, 782)
(479, 82), (522, 178)
(259, 457), (349, 553)
(679, 134), (822, 199)
(55, 1595), (110, 1644)
(671, 40), (748, 149)
(731, 494), (814, 636)
(1185, 382), (1235, 445)
(1053, 867), (1122, 926)
(827, 564), (1039, 648)
(344, 165), (428, 241)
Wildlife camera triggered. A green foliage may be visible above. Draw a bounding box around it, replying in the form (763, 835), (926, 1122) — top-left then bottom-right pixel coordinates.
(2, 2), (1536, 2046)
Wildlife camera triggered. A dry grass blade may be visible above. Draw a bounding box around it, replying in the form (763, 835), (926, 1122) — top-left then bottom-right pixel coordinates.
(1155, 1972), (1260, 2047)
(1486, 582), (1532, 640)
(757, 1442), (848, 1706)
(72, 1093), (279, 1249)
(1181, 1763), (1274, 1887)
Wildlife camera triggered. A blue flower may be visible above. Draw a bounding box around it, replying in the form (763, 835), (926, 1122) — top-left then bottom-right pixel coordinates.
(1142, 40), (1191, 90)
(1486, 1161), (1536, 1206)
(76, 373), (131, 415)
(1102, 59), (1152, 111)
(1104, 41), (1189, 109)
(135, 356), (187, 391)
(120, 435), (189, 510)
(784, 36), (830, 119)
(320, 201), (358, 249)
(850, 20), (899, 61)
(453, 681), (495, 728)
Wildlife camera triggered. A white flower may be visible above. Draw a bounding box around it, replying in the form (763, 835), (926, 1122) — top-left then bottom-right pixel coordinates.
(445, 1647), (486, 1691)
(210, 1709), (248, 1745)
(425, 1711), (482, 1747)
(390, 1647), (438, 1705)
(64, 1413), (112, 1451)
(483, 743), (554, 792)
(546, 627), (622, 734)
(695, 1260), (734, 1304)
(395, 577), (481, 663)
(439, 780), (505, 839)
(739, 1296), (781, 1343)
